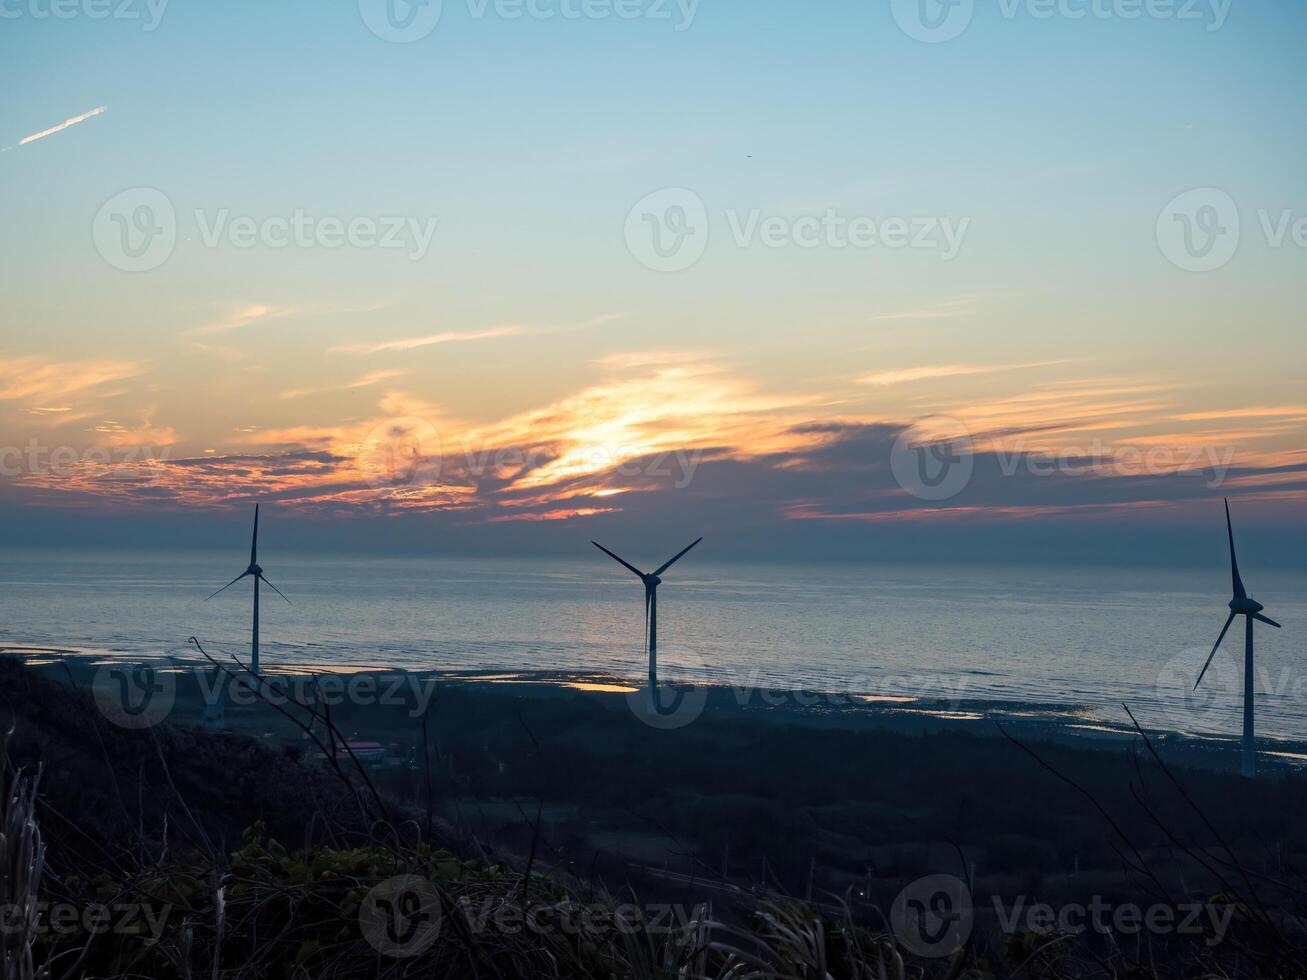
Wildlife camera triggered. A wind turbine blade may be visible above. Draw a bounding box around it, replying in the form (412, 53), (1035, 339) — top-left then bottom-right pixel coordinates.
(1225, 499), (1246, 599)
(1194, 611), (1237, 691)
(251, 503), (260, 567)
(205, 571), (250, 601)
(259, 573), (291, 605)
(653, 537), (703, 577)
(591, 541), (645, 579)
(1253, 612), (1281, 629)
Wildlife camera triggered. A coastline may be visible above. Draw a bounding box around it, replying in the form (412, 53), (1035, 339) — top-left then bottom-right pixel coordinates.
(7, 642), (1305, 776)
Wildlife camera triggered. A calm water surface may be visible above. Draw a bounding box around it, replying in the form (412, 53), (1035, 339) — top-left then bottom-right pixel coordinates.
(1, 550), (1303, 740)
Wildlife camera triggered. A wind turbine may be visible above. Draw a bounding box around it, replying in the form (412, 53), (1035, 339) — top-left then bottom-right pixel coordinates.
(206, 504), (290, 675)
(592, 537), (702, 712)
(1194, 499), (1281, 777)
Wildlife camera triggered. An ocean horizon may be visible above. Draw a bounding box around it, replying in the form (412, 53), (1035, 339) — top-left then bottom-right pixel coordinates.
(4, 547), (1302, 741)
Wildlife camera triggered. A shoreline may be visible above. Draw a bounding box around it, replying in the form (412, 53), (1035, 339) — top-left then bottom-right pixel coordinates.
(7, 643), (1306, 774)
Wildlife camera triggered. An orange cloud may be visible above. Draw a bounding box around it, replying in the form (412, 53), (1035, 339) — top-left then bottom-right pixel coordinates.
(0, 355), (140, 404)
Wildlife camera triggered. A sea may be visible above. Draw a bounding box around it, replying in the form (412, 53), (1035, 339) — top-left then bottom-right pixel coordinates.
(2, 549), (1304, 741)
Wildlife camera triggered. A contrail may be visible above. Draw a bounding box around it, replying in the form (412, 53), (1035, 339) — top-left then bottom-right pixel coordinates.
(4, 106), (107, 152)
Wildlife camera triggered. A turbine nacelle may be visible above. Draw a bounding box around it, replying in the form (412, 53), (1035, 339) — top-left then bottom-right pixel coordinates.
(1230, 596), (1264, 615)
(644, 574), (662, 587)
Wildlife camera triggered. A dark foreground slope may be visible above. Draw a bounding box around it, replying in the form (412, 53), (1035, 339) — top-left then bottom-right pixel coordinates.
(2, 655), (1305, 978)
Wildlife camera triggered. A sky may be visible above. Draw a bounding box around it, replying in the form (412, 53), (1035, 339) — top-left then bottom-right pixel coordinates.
(1, 0), (1305, 562)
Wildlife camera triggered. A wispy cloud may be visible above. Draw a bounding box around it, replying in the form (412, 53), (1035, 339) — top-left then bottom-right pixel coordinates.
(331, 313), (623, 356)
(1171, 406), (1307, 422)
(189, 301), (385, 338)
(597, 350), (721, 370)
(859, 360), (1065, 387)
(10, 106), (106, 149)
(347, 369), (405, 389)
(189, 304), (297, 337)
(331, 326), (523, 356)
(0, 355), (139, 404)
(279, 370), (406, 400)
(866, 297), (978, 322)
